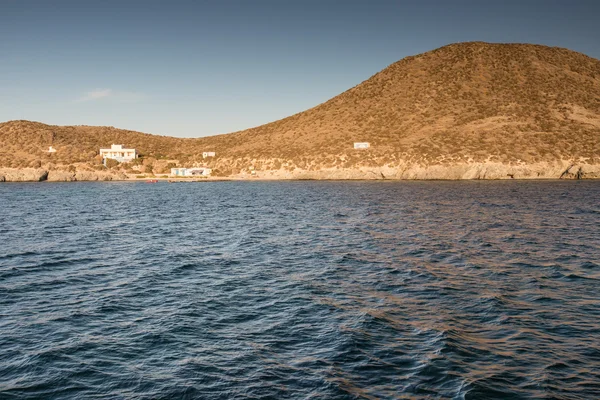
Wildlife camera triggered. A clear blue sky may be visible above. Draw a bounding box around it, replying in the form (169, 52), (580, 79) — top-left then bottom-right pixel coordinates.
(1, 0), (599, 137)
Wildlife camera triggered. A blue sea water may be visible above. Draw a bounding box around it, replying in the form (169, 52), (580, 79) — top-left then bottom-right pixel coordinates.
(1, 181), (599, 399)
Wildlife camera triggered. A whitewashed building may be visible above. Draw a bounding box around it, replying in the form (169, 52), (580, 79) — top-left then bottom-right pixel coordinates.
(354, 142), (370, 149)
(202, 152), (216, 158)
(99, 144), (137, 162)
(170, 167), (212, 177)
(47, 146), (57, 153)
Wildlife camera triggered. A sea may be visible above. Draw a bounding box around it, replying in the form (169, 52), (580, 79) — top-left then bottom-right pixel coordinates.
(1, 181), (599, 399)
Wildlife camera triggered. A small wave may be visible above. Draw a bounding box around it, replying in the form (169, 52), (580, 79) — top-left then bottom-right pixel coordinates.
(0, 250), (40, 261)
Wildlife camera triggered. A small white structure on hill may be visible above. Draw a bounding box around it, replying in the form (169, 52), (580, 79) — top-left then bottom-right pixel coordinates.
(203, 152), (216, 158)
(99, 144), (137, 162)
(171, 167), (212, 177)
(354, 142), (370, 150)
(47, 146), (57, 153)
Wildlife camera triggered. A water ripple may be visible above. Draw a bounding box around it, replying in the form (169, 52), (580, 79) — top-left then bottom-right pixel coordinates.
(1, 181), (599, 399)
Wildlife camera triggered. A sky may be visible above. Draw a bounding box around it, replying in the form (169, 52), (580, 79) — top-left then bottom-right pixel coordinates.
(1, 0), (599, 138)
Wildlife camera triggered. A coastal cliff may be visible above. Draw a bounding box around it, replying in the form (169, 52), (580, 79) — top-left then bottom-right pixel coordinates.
(0, 168), (128, 182)
(0, 169), (48, 182)
(224, 160), (600, 180)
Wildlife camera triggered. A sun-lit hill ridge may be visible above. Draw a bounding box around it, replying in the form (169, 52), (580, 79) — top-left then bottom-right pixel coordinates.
(202, 41), (600, 162)
(1, 42), (600, 174)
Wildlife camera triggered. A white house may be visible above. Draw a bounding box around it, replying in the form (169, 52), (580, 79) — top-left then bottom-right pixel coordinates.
(99, 144), (137, 162)
(171, 167), (212, 177)
(47, 146), (57, 153)
(202, 152), (216, 158)
(354, 142), (370, 150)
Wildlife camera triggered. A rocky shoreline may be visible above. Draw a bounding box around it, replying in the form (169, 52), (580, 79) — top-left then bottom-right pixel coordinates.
(242, 161), (600, 180)
(2, 161), (600, 182)
(0, 169), (128, 182)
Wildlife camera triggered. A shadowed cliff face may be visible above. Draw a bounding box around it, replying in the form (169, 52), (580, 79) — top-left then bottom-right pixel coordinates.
(1, 42), (599, 174)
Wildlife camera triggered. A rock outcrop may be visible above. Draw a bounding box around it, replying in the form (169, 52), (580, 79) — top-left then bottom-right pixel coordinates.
(47, 170), (129, 182)
(75, 171), (128, 181)
(0, 168), (48, 182)
(236, 161), (600, 180)
(46, 171), (77, 182)
(0, 168), (129, 182)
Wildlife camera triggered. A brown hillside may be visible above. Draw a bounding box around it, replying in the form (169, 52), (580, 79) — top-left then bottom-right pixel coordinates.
(1, 42), (600, 172)
(0, 121), (210, 168)
(202, 42), (600, 164)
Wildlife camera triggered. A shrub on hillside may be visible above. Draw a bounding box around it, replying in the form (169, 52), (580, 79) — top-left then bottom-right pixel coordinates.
(105, 158), (120, 169)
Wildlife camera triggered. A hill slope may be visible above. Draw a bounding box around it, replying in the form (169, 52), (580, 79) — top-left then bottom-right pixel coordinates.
(0, 121), (208, 168)
(1, 42), (600, 178)
(201, 42), (600, 163)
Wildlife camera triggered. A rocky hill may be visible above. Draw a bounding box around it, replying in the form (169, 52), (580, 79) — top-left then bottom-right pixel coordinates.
(1, 42), (600, 180)
(0, 121), (206, 168)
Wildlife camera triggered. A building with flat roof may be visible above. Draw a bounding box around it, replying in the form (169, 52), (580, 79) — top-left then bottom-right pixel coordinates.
(354, 142), (370, 149)
(99, 144), (137, 162)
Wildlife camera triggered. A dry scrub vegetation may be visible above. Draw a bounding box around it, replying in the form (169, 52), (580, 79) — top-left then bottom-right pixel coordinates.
(1, 42), (599, 173)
